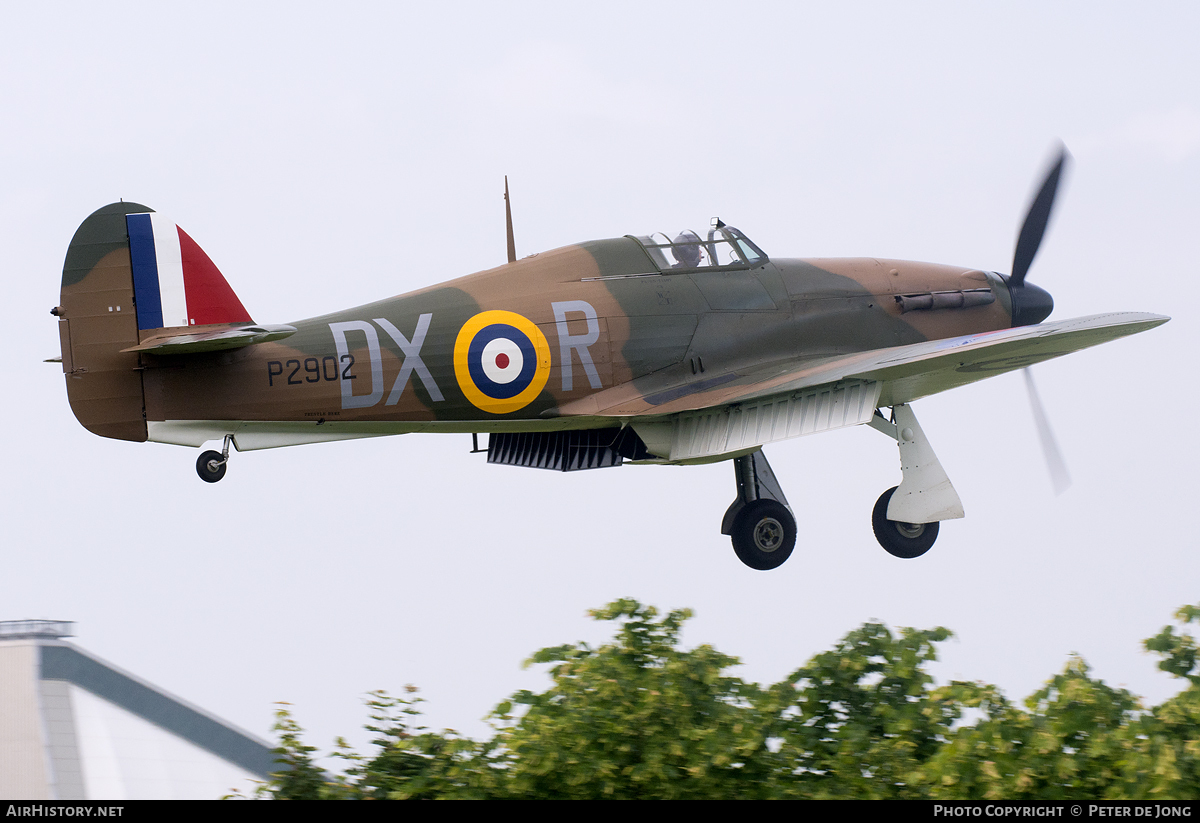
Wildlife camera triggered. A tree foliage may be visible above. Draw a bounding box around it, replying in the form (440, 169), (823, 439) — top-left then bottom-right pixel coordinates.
(261, 703), (330, 800)
(493, 599), (775, 798)
(253, 599), (1200, 799)
(771, 622), (962, 798)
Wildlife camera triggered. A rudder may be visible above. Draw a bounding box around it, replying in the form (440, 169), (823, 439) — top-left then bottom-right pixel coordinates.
(56, 202), (252, 442)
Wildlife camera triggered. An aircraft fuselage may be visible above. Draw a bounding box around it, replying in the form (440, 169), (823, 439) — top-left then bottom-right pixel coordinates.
(135, 241), (1011, 439)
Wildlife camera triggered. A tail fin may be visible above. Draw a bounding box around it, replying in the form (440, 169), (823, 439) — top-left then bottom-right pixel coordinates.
(56, 202), (252, 442)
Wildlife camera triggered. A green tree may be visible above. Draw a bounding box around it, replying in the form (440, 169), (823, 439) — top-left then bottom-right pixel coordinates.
(921, 658), (1141, 799)
(492, 598), (778, 798)
(262, 703), (335, 800)
(923, 604), (1200, 800)
(1132, 604), (1200, 797)
(916, 680), (1031, 799)
(334, 688), (502, 799)
(773, 621), (959, 798)
(255, 599), (1200, 800)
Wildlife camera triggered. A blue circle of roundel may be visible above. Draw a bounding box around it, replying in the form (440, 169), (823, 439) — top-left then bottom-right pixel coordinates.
(466, 324), (537, 399)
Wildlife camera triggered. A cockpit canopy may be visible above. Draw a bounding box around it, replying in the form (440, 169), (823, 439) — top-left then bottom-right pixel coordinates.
(634, 221), (767, 271)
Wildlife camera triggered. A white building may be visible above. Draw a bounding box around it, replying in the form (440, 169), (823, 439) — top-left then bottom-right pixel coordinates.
(0, 620), (274, 799)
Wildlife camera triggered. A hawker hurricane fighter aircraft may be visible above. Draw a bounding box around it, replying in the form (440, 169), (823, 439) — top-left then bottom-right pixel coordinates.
(52, 152), (1167, 570)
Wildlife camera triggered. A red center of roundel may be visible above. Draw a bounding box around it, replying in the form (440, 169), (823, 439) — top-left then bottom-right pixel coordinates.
(495, 353), (510, 369)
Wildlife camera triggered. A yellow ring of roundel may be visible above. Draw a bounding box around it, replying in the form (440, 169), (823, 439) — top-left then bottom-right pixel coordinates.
(454, 310), (552, 414)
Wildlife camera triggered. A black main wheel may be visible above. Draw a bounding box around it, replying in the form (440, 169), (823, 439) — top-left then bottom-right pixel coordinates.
(871, 486), (938, 558)
(731, 500), (796, 570)
(196, 450), (227, 483)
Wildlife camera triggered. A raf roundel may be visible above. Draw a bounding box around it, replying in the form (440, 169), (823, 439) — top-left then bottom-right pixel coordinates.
(454, 310), (551, 414)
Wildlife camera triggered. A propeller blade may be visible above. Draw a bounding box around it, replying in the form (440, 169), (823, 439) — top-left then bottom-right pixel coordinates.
(1023, 368), (1071, 495)
(1011, 146), (1070, 287)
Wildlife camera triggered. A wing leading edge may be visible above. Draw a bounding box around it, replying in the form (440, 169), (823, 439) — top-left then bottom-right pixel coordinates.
(559, 312), (1167, 463)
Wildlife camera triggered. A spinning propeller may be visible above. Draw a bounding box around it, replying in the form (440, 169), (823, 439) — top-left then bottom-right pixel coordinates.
(1003, 145), (1072, 494)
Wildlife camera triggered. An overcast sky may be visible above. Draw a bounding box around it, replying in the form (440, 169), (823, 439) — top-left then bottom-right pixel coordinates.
(3, 2), (1197, 778)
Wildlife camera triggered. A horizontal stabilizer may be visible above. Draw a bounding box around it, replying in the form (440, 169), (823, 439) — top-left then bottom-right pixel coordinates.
(122, 324), (297, 355)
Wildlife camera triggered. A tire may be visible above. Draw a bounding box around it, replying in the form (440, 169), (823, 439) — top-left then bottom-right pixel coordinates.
(871, 486), (938, 558)
(196, 450), (227, 483)
(731, 500), (796, 570)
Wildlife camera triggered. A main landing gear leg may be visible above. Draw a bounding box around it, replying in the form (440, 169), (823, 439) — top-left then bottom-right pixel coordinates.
(867, 403), (964, 558)
(722, 450), (797, 570)
(196, 435), (234, 484)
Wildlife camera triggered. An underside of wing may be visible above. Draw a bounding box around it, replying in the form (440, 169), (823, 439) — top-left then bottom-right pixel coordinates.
(837, 311), (1169, 407)
(558, 312), (1167, 463)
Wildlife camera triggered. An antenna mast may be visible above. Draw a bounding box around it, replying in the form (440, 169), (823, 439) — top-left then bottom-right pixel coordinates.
(504, 176), (517, 264)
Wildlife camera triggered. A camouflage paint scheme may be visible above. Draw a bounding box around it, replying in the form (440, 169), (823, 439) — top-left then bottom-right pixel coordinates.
(56, 201), (1165, 468)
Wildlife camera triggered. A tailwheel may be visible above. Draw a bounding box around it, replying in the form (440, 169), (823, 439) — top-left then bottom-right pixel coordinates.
(196, 435), (234, 483)
(731, 500), (796, 571)
(196, 450), (226, 483)
(872, 486), (938, 558)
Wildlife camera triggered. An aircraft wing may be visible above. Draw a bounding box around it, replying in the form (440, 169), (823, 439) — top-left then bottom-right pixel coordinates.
(762, 310), (1168, 408)
(559, 312), (1168, 463)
